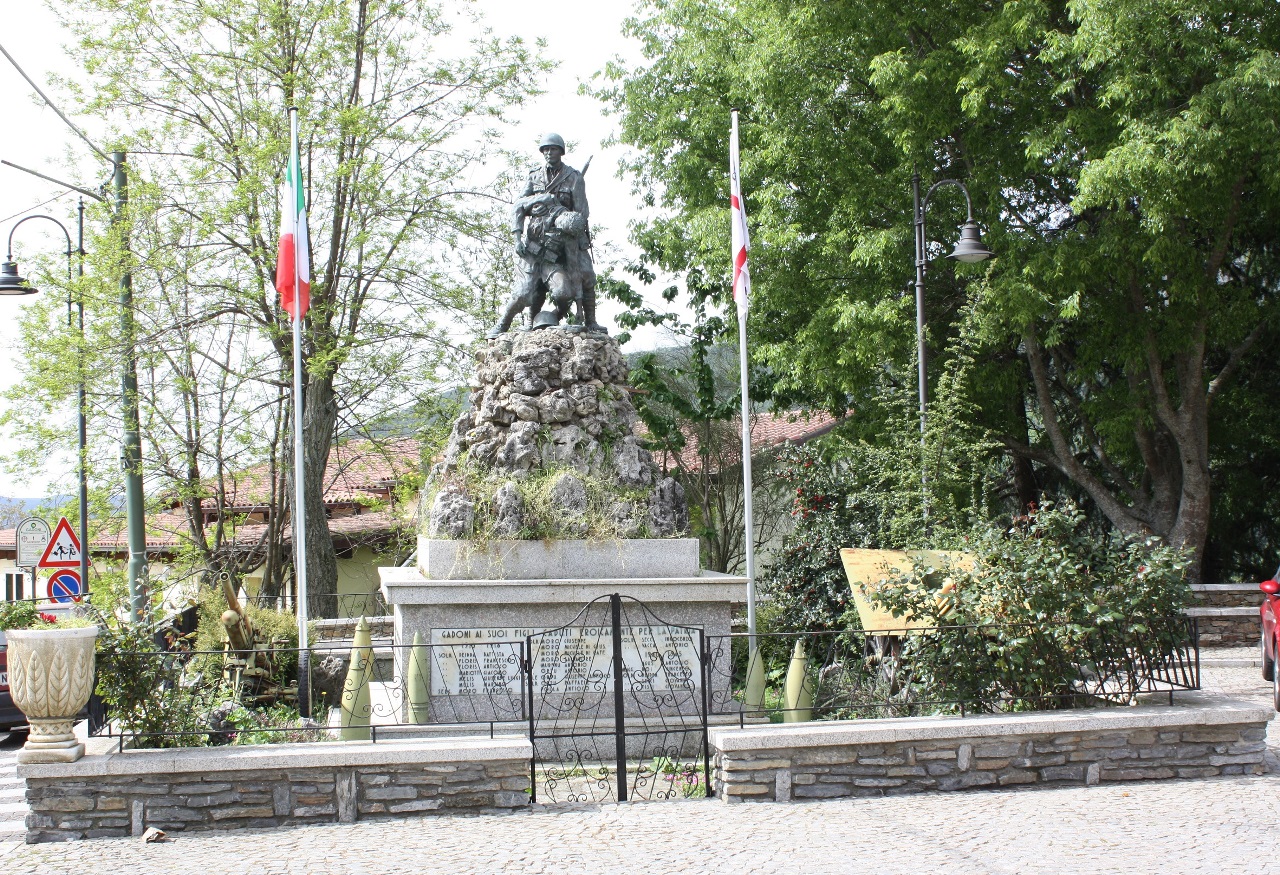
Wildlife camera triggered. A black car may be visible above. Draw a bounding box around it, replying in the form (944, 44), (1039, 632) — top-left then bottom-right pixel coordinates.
(0, 644), (28, 732)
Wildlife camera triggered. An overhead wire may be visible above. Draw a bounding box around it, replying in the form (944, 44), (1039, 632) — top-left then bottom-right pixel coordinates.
(0, 190), (74, 226)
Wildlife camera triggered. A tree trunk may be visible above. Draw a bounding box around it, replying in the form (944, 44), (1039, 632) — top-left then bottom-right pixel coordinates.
(1018, 326), (1219, 584)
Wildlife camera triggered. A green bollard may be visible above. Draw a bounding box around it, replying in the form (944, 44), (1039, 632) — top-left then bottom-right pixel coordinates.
(743, 645), (767, 716)
(340, 616), (373, 741)
(783, 639), (814, 723)
(406, 631), (430, 724)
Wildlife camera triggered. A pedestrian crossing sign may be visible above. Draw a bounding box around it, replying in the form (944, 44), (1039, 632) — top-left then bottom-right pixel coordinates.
(37, 517), (81, 569)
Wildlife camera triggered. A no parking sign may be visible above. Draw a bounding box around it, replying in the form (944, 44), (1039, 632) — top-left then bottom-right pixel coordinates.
(47, 569), (83, 603)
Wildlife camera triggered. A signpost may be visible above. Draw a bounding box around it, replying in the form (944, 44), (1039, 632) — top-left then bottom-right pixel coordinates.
(16, 517), (51, 569)
(16, 517), (51, 603)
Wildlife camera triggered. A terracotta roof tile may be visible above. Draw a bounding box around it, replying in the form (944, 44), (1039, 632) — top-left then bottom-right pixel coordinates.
(194, 438), (421, 509)
(0, 508), (411, 556)
(650, 410), (841, 475)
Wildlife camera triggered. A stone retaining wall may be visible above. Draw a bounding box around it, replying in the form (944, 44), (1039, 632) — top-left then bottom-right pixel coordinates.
(1189, 607), (1258, 647)
(1188, 585), (1261, 646)
(19, 736), (531, 843)
(1192, 583), (1265, 609)
(710, 696), (1270, 803)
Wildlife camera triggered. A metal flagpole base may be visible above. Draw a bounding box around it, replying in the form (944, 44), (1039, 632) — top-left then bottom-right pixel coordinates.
(297, 648), (312, 719)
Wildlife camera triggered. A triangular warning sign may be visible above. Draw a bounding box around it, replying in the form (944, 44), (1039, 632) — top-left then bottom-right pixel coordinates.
(38, 517), (81, 569)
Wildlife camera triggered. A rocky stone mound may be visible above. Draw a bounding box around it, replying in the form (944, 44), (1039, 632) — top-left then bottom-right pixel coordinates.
(428, 328), (688, 540)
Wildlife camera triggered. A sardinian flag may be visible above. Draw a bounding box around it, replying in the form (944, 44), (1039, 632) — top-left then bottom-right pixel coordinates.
(276, 110), (311, 319)
(730, 109), (751, 319)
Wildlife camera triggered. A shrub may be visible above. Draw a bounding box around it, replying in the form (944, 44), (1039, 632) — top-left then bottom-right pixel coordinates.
(868, 500), (1193, 711)
(95, 595), (311, 749)
(207, 701), (320, 745)
(758, 437), (980, 631)
(94, 617), (213, 747)
(0, 601), (39, 630)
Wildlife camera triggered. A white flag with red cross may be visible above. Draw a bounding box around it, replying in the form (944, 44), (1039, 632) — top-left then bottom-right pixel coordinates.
(730, 111), (751, 318)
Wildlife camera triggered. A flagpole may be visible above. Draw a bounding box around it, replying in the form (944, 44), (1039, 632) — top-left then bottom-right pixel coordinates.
(731, 109), (757, 644)
(289, 106), (311, 717)
(738, 306), (756, 643)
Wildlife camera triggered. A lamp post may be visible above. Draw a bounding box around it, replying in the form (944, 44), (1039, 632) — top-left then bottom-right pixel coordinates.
(0, 207), (91, 594)
(912, 169), (994, 509)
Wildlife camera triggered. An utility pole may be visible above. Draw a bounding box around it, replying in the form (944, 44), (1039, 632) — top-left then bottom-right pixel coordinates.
(114, 152), (148, 621)
(0, 43), (148, 619)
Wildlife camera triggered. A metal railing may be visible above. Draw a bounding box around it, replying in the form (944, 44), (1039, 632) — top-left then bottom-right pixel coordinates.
(86, 615), (1200, 749)
(90, 639), (528, 749)
(705, 616), (1200, 723)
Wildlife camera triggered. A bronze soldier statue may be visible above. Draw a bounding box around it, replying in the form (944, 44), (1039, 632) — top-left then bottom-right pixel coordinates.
(487, 132), (604, 337)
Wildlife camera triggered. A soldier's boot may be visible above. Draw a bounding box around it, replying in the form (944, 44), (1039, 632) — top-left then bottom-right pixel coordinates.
(486, 297), (525, 339)
(582, 285), (607, 334)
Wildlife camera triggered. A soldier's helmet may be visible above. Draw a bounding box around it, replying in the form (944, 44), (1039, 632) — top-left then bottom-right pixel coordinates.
(555, 211), (587, 234)
(539, 132), (566, 152)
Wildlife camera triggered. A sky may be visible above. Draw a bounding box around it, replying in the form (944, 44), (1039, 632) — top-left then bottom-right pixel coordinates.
(0, 0), (680, 499)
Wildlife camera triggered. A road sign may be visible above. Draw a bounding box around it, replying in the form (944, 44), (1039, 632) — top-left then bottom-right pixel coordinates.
(47, 569), (83, 603)
(37, 517), (81, 569)
(16, 517), (51, 568)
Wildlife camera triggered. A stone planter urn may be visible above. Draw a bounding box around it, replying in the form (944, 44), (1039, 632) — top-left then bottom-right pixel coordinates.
(6, 626), (98, 763)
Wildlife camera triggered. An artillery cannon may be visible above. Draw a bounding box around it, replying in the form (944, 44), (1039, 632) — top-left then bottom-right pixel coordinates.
(218, 572), (298, 707)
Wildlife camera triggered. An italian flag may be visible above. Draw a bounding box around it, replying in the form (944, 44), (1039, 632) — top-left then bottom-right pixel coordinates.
(276, 112), (310, 319)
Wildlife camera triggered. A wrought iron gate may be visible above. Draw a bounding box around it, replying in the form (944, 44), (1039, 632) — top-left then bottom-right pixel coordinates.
(525, 594), (711, 803)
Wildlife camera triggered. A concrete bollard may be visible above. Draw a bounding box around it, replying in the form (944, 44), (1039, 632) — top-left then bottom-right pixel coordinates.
(406, 631), (430, 724)
(783, 639), (814, 723)
(340, 617), (373, 740)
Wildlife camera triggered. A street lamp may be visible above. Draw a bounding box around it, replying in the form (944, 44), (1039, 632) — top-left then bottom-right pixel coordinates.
(912, 169), (995, 509)
(0, 260), (39, 295)
(1, 206), (92, 593)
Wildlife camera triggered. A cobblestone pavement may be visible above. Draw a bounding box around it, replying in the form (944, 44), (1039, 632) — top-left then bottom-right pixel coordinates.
(0, 732), (24, 843)
(0, 659), (1274, 875)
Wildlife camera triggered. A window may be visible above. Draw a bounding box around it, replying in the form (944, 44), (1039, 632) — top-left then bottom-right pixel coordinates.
(3, 570), (25, 602)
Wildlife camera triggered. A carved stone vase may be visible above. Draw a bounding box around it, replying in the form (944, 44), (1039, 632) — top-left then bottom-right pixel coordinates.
(6, 626), (98, 763)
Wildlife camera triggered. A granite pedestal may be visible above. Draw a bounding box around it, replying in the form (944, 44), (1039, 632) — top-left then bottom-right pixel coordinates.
(377, 538), (747, 724)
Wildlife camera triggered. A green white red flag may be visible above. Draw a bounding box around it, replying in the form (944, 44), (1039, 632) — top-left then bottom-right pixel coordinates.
(276, 114), (310, 319)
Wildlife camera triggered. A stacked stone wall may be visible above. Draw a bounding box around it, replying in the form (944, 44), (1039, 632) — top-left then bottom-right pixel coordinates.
(20, 737), (530, 843)
(711, 699), (1270, 803)
(1186, 584), (1261, 647)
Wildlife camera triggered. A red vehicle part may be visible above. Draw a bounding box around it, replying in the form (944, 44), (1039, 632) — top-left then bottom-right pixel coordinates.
(1260, 578), (1280, 711)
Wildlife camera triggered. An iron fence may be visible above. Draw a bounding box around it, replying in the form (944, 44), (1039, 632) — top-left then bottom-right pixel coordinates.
(705, 615), (1200, 724)
(85, 614), (1200, 751)
(89, 639), (528, 749)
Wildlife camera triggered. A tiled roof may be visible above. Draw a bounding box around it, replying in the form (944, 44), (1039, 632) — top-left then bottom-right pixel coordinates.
(194, 438), (421, 509)
(650, 410), (841, 475)
(0, 507), (410, 555)
(229, 509), (409, 547)
(0, 514), (186, 553)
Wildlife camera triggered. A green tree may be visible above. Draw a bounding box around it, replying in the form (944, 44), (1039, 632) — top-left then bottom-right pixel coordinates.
(599, 0), (1280, 581)
(4, 0), (543, 608)
(614, 268), (790, 572)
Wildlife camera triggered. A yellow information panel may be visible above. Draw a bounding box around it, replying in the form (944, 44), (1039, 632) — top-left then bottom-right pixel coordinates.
(839, 548), (975, 632)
